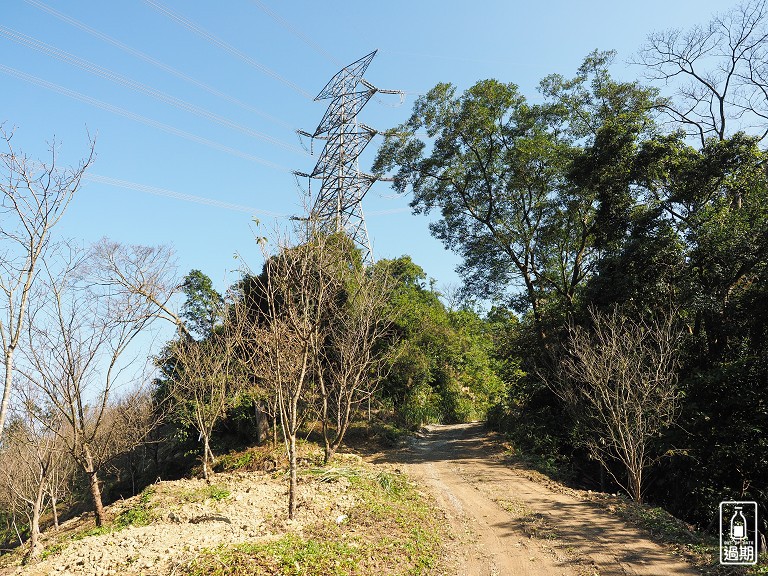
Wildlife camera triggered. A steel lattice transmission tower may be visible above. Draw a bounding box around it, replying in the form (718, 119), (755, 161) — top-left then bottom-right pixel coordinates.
(295, 50), (402, 263)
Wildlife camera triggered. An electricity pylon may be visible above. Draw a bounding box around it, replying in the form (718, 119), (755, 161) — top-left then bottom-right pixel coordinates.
(295, 50), (401, 263)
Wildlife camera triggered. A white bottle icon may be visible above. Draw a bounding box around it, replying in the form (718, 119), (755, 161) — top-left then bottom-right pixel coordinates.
(731, 506), (747, 541)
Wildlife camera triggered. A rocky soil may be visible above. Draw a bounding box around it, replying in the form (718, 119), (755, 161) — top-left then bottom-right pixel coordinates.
(1, 453), (366, 576)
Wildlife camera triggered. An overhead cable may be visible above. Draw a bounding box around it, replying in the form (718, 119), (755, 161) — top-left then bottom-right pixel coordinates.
(0, 64), (292, 172)
(249, 0), (341, 66)
(24, 0), (296, 131)
(83, 173), (284, 215)
(83, 173), (407, 217)
(143, 0), (313, 99)
(0, 25), (306, 155)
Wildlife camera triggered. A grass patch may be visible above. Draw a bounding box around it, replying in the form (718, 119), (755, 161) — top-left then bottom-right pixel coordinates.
(139, 487), (155, 505)
(181, 483), (231, 503)
(69, 485), (158, 542)
(214, 446), (283, 473)
(186, 534), (362, 576)
(39, 543), (64, 560)
(216, 450), (257, 472)
(343, 418), (410, 452)
(304, 466), (362, 483)
(71, 526), (111, 541)
(114, 505), (151, 530)
(208, 485), (231, 501)
(114, 486), (156, 530)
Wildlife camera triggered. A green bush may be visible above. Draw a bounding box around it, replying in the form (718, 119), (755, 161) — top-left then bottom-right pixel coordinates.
(400, 382), (443, 427)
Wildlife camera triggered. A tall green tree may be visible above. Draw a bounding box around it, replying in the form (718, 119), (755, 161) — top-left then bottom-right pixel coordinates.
(181, 270), (223, 340)
(374, 80), (573, 330)
(374, 52), (661, 334)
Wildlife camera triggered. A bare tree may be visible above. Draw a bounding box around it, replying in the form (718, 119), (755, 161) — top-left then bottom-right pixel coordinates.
(106, 387), (158, 497)
(24, 243), (165, 526)
(165, 324), (242, 482)
(318, 260), (396, 464)
(251, 228), (336, 519)
(553, 307), (682, 503)
(45, 438), (74, 531)
(0, 386), (66, 559)
(89, 239), (189, 337)
(228, 292), (277, 447)
(0, 127), (94, 437)
(636, 0), (768, 146)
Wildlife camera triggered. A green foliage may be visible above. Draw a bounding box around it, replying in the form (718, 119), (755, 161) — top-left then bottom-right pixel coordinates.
(71, 526), (111, 540)
(399, 382), (443, 428)
(215, 450), (256, 472)
(186, 535), (361, 576)
(178, 483), (231, 503)
(139, 486), (155, 505)
(207, 485), (231, 501)
(374, 257), (504, 427)
(181, 269), (224, 340)
(39, 543), (65, 560)
(377, 43), (768, 536)
(114, 505), (151, 530)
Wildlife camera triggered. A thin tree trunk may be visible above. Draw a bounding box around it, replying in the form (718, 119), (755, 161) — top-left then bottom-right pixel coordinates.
(272, 412), (278, 447)
(84, 446), (106, 527)
(0, 349), (14, 437)
(27, 480), (45, 560)
(321, 382), (332, 465)
(206, 439), (216, 481)
(12, 518), (23, 547)
(51, 496), (59, 529)
(255, 402), (268, 445)
(629, 470), (642, 503)
(288, 434), (297, 519)
(202, 435), (211, 483)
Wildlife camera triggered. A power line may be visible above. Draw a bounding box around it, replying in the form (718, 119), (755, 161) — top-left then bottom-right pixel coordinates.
(0, 25), (306, 156)
(83, 173), (284, 215)
(83, 173), (408, 217)
(249, 0), (341, 67)
(247, 2), (407, 110)
(0, 63), (292, 172)
(143, 0), (313, 99)
(24, 0), (296, 132)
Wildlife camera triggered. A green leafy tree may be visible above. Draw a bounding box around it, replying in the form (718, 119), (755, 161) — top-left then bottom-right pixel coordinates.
(374, 52), (661, 337)
(374, 80), (575, 330)
(181, 270), (223, 340)
(374, 257), (503, 426)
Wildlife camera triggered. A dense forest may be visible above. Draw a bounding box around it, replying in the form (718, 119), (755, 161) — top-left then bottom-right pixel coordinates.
(1, 0), (767, 569)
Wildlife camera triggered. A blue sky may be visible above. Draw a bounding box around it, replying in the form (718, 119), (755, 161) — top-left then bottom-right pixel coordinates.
(2, 0), (733, 300)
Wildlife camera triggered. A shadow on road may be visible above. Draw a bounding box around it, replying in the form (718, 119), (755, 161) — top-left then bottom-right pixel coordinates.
(371, 421), (701, 576)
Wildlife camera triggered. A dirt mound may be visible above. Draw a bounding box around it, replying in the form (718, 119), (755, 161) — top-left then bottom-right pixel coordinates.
(2, 455), (363, 576)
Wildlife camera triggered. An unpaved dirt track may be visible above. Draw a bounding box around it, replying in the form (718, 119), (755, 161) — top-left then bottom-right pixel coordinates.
(396, 422), (700, 576)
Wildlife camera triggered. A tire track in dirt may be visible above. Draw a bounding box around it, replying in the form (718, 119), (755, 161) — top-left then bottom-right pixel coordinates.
(395, 422), (700, 576)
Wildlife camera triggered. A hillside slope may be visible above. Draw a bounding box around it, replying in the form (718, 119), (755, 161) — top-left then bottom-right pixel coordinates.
(0, 451), (445, 576)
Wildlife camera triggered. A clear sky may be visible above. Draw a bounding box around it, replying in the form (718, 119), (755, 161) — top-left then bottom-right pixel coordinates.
(1, 0), (734, 299)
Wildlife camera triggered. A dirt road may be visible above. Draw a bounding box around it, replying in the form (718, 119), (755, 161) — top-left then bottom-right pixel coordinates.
(397, 422), (699, 576)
